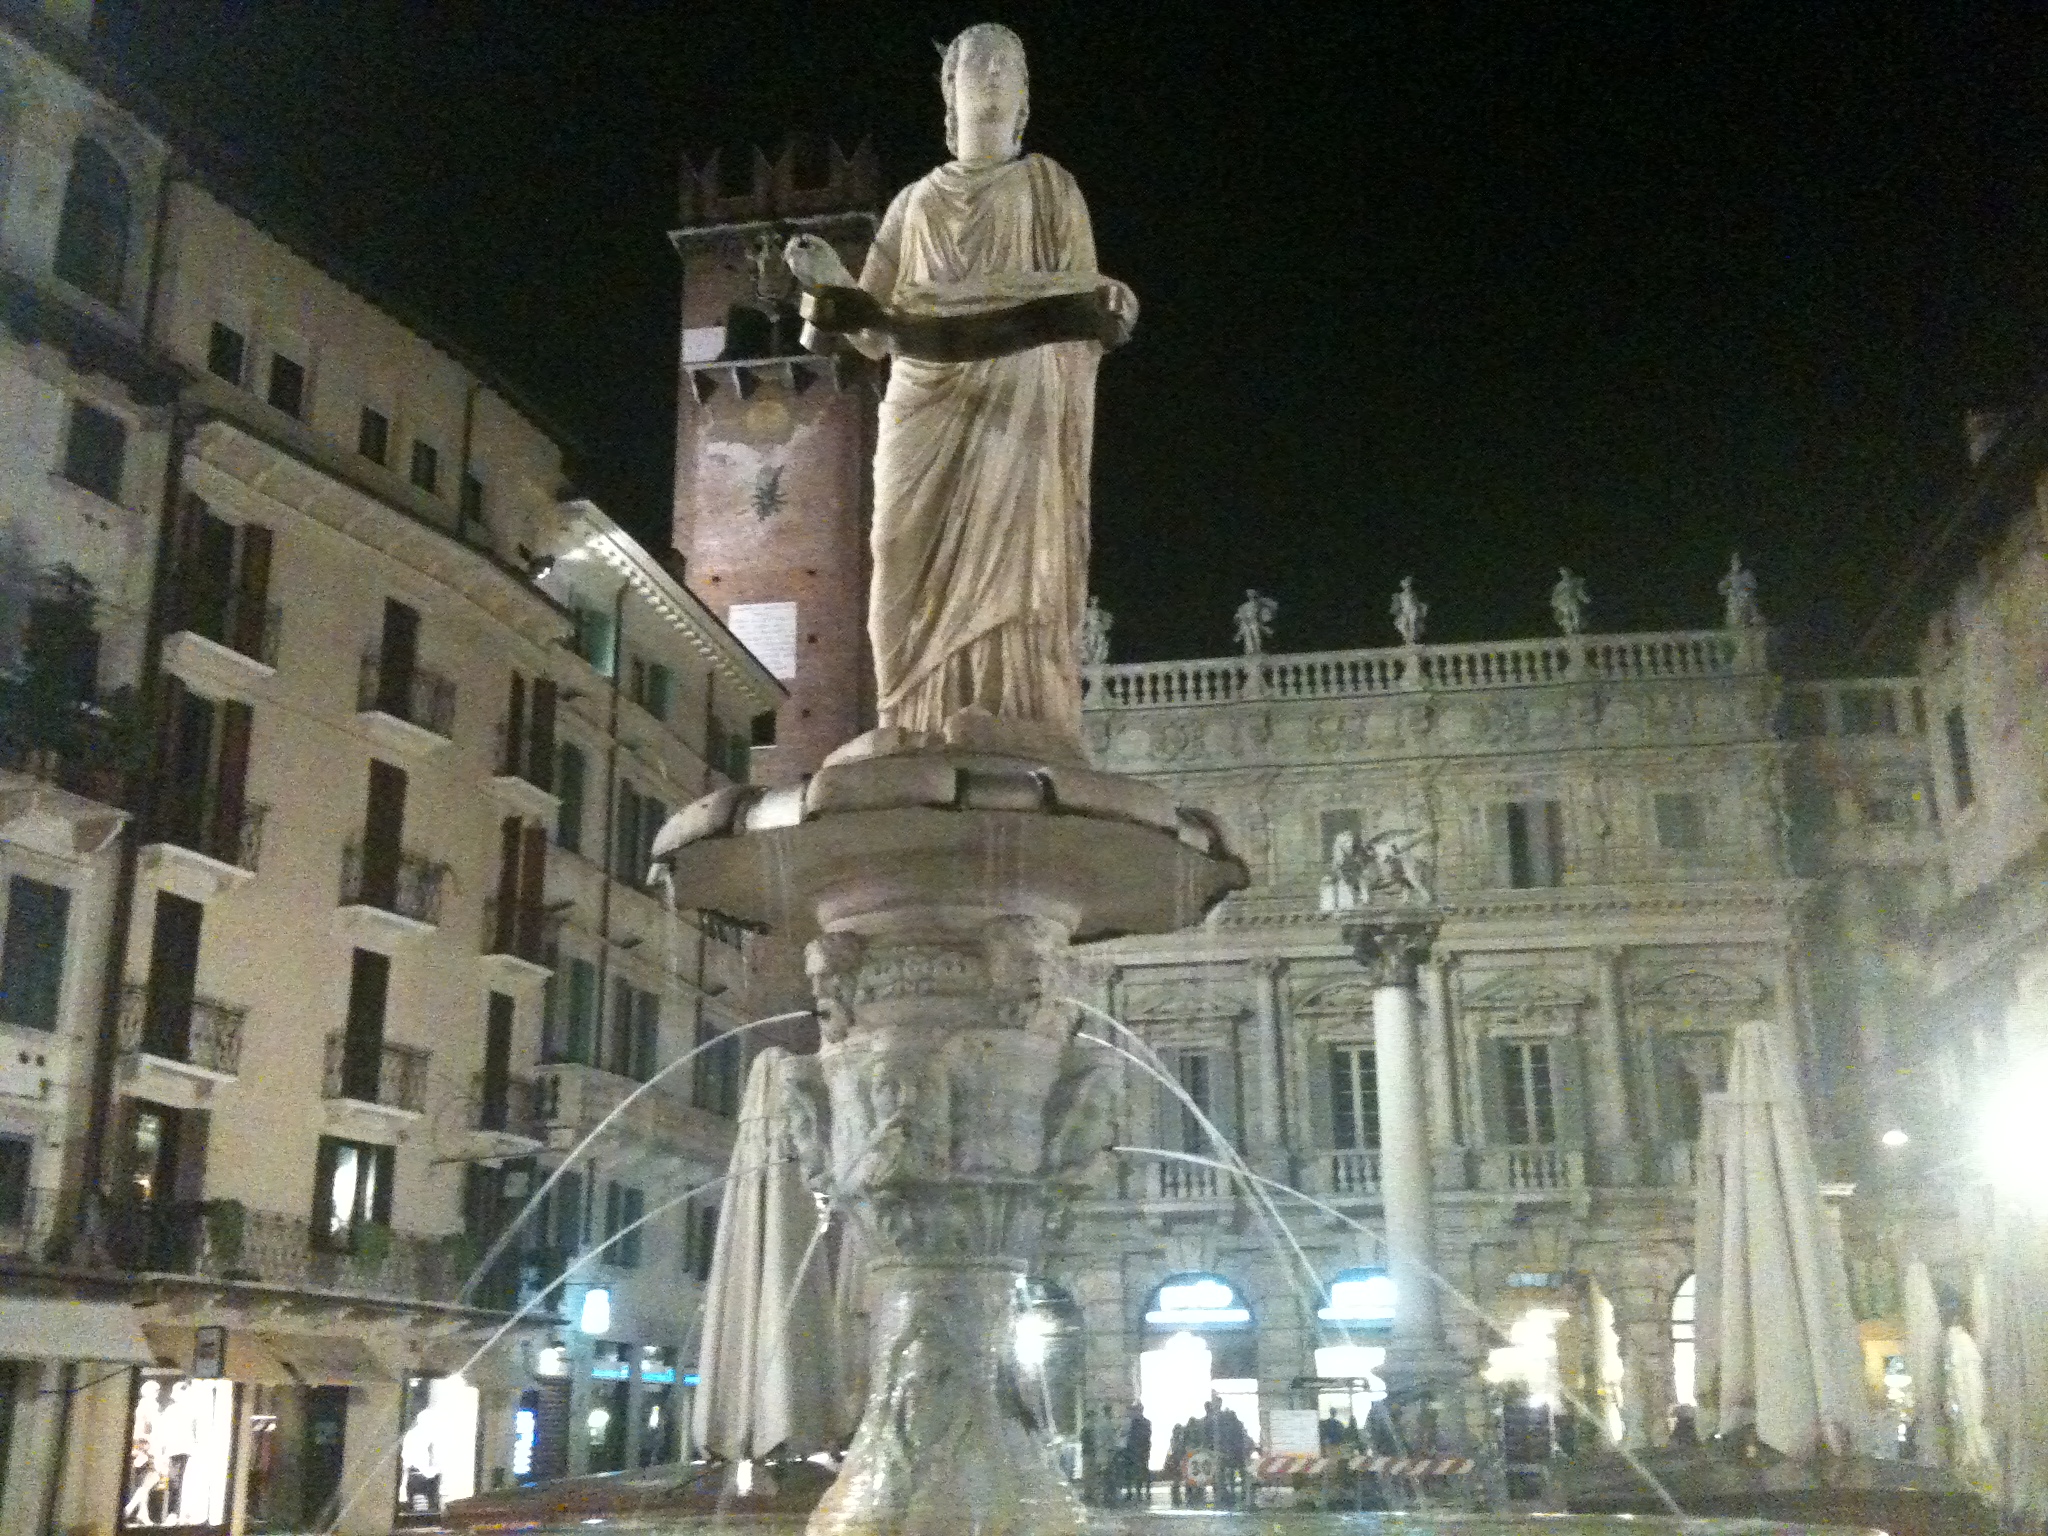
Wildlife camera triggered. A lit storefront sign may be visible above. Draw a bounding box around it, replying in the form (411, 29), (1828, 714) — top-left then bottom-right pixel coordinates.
(1144, 1275), (1251, 1327)
(121, 1375), (235, 1530)
(1318, 1268), (1397, 1324)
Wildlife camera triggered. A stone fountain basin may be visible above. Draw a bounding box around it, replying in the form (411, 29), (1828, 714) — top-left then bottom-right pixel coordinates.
(449, 1499), (1879, 1536)
(653, 748), (1247, 941)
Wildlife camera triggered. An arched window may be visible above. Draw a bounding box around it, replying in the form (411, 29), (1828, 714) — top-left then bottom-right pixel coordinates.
(54, 137), (131, 306)
(1143, 1273), (1251, 1329)
(1671, 1273), (1697, 1406)
(1318, 1267), (1396, 1325)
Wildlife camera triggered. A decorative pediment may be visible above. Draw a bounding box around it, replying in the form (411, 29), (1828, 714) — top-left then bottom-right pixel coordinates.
(1292, 976), (1379, 1020)
(1120, 979), (1248, 1026)
(1462, 971), (1589, 1037)
(1630, 967), (1768, 1030)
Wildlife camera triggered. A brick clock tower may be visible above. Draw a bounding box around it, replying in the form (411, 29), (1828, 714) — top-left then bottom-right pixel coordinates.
(669, 140), (881, 783)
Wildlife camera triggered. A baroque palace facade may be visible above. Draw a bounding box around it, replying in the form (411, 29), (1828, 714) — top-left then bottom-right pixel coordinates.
(1050, 638), (1933, 1455)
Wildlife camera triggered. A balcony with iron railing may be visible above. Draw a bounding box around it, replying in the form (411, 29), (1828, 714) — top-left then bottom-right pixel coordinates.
(355, 653), (457, 757)
(468, 1071), (546, 1157)
(1083, 628), (1769, 711)
(482, 896), (552, 968)
(118, 983), (246, 1077)
(338, 841), (447, 942)
(322, 1033), (429, 1120)
(140, 788), (267, 901)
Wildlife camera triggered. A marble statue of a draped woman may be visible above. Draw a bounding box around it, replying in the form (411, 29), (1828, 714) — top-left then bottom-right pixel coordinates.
(794, 24), (1135, 756)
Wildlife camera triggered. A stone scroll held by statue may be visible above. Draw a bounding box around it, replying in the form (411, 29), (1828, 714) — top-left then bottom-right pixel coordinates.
(782, 23), (1137, 759)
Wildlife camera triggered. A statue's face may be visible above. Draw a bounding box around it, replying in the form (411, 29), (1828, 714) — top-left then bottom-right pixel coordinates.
(952, 33), (1026, 158)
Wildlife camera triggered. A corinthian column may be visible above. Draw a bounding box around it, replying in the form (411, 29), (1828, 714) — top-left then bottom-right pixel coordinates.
(1347, 910), (1467, 1446)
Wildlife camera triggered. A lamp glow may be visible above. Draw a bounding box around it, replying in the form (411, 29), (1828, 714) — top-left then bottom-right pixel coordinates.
(1980, 1051), (2048, 1211)
(1014, 1310), (1054, 1369)
(1880, 1127), (1909, 1149)
(579, 1287), (612, 1335)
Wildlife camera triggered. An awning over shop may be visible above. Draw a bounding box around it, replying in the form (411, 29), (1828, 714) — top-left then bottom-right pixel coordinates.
(260, 1333), (398, 1386)
(0, 1296), (156, 1363)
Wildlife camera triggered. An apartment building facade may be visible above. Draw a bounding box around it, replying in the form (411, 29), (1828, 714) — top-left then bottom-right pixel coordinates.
(0, 6), (786, 1531)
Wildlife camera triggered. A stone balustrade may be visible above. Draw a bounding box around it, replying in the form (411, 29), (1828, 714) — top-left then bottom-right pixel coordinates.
(1085, 627), (1767, 709)
(1484, 1144), (1584, 1194)
(1325, 1147), (1382, 1197)
(1149, 1160), (1223, 1201)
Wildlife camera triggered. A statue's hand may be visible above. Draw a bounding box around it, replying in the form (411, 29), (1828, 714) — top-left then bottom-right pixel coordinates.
(1101, 279), (1139, 344)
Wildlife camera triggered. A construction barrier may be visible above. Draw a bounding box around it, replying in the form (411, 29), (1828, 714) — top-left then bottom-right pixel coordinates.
(1255, 1452), (1475, 1481)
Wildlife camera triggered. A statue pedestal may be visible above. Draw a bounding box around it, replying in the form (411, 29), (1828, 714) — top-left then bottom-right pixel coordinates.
(657, 747), (1244, 1536)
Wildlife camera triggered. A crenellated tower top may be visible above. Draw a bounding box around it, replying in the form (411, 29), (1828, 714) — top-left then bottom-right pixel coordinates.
(677, 136), (881, 230)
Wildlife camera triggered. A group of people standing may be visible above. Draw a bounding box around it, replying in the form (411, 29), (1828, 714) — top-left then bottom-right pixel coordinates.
(1083, 1395), (1253, 1508)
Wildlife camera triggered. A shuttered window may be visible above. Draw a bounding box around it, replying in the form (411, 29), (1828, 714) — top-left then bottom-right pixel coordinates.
(0, 877), (70, 1032)
(1499, 1040), (1558, 1145)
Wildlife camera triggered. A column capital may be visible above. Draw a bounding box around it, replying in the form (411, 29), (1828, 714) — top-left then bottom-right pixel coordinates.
(1345, 910), (1446, 989)
(1244, 954), (1290, 983)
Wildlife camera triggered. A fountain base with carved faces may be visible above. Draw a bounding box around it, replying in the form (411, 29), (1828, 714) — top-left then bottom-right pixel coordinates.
(655, 743), (1245, 1536)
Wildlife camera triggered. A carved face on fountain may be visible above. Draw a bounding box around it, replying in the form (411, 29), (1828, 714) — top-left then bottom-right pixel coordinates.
(942, 22), (1029, 163)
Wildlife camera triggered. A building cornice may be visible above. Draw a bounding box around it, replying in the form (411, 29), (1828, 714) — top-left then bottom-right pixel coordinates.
(188, 417), (569, 660)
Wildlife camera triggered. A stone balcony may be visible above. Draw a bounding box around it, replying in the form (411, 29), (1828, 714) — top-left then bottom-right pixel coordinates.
(140, 799), (267, 903)
(337, 842), (448, 949)
(464, 1071), (547, 1160)
(354, 653), (457, 762)
(116, 983), (246, 1108)
(1480, 1143), (1586, 1200)
(160, 591), (280, 705)
(321, 1033), (429, 1140)
(479, 896), (555, 992)
(1084, 627), (1768, 711)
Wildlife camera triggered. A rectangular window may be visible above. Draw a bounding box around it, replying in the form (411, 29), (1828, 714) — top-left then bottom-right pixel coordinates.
(0, 1134), (30, 1226)
(312, 1135), (393, 1251)
(556, 743), (586, 853)
(62, 400), (126, 501)
(629, 658), (672, 721)
(553, 958), (597, 1066)
(1329, 1046), (1380, 1151)
(691, 1013), (741, 1118)
(266, 354), (305, 418)
(358, 758), (408, 910)
(206, 322), (245, 384)
(357, 407), (390, 465)
(613, 785), (641, 884)
(1500, 799), (1565, 888)
(409, 441), (440, 495)
(0, 877), (71, 1032)
(570, 604), (616, 678)
(1171, 1049), (1213, 1155)
(602, 1181), (645, 1268)
(340, 948), (391, 1101)
(682, 1200), (719, 1282)
(459, 472), (485, 525)
(141, 892), (204, 1059)
(1498, 1040), (1557, 1145)
(548, 1170), (585, 1254)
(1945, 705), (1975, 809)
(1653, 792), (1705, 852)
(481, 992), (514, 1132)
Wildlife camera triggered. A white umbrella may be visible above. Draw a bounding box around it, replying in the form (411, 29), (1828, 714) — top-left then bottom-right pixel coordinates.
(691, 1046), (841, 1460)
(1985, 1201), (2048, 1523)
(1900, 1258), (1942, 1461)
(1695, 1019), (1874, 1460)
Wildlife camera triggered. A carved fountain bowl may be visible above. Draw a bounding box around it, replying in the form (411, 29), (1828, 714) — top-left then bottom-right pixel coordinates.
(652, 747), (1248, 941)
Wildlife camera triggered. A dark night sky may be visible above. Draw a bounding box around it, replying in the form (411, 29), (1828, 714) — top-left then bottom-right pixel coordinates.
(96, 2), (2048, 670)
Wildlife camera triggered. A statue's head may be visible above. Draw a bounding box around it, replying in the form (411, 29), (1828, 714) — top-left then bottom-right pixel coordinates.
(941, 22), (1028, 162)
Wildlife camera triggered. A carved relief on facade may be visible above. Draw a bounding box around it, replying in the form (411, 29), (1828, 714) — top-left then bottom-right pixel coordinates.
(1459, 969), (1590, 1039)
(1291, 973), (1378, 1045)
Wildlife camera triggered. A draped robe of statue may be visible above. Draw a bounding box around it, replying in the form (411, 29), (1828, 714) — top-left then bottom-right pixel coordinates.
(857, 152), (1107, 745)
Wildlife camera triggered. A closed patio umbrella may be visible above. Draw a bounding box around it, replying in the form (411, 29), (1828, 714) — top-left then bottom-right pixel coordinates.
(1695, 1019), (1873, 1460)
(692, 1046), (841, 1461)
(1984, 1202), (2048, 1525)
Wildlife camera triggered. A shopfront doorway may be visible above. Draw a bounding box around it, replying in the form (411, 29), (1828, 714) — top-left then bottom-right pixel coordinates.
(1135, 1274), (1257, 1470)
